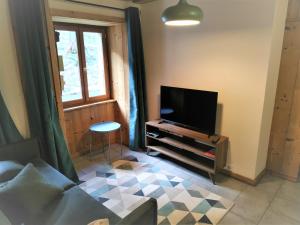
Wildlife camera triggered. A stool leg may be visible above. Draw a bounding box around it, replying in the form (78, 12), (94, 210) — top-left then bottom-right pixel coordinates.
(89, 132), (93, 160)
(108, 133), (111, 164)
(101, 134), (106, 160)
(120, 128), (123, 159)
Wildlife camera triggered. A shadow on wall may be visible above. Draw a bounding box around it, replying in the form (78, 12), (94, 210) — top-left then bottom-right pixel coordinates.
(216, 103), (231, 169)
(142, 0), (168, 120)
(215, 103), (223, 135)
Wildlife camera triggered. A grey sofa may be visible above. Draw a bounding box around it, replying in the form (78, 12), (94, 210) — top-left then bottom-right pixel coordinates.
(0, 139), (157, 225)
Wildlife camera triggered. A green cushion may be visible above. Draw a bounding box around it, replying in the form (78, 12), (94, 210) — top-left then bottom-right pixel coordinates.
(0, 161), (24, 183)
(0, 163), (63, 224)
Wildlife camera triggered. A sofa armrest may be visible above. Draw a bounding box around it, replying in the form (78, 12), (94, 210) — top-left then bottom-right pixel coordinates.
(0, 138), (41, 164)
(118, 198), (157, 225)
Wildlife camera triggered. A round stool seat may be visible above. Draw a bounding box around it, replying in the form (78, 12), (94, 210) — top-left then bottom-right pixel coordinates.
(88, 121), (123, 163)
(89, 121), (121, 133)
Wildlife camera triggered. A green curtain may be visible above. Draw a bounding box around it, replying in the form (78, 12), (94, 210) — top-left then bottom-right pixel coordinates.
(9, 0), (78, 182)
(0, 92), (23, 146)
(125, 7), (148, 150)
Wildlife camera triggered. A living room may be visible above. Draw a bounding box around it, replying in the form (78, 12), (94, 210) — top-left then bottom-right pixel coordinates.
(0, 0), (299, 225)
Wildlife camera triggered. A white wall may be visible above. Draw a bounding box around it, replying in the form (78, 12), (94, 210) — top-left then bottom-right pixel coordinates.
(0, 0), (29, 138)
(141, 0), (288, 179)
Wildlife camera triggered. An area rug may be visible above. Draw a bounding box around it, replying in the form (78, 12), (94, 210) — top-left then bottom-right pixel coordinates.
(79, 160), (233, 225)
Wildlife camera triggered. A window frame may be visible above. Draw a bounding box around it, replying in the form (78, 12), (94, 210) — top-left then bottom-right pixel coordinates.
(54, 23), (111, 108)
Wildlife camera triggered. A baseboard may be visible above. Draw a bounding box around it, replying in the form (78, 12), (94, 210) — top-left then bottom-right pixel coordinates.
(268, 170), (298, 182)
(220, 168), (266, 186)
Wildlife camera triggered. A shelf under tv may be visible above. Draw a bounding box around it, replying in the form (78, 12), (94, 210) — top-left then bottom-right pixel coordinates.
(145, 120), (229, 184)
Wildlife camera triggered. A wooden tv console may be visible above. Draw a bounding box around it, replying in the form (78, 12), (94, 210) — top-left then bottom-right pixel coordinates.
(145, 120), (228, 184)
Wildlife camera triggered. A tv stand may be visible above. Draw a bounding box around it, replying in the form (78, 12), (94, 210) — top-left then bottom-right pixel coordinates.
(145, 120), (229, 184)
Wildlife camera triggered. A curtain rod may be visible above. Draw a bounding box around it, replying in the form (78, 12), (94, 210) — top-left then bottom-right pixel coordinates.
(65, 0), (126, 12)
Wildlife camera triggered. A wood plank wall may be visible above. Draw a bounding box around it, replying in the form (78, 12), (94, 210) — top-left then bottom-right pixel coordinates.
(64, 101), (120, 158)
(108, 24), (130, 146)
(267, 0), (300, 181)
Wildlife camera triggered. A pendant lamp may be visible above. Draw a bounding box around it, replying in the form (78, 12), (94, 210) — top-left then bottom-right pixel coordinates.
(161, 0), (203, 26)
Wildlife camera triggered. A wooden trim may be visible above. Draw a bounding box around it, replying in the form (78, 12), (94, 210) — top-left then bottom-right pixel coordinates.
(78, 26), (90, 103)
(65, 0), (125, 12)
(107, 24), (130, 145)
(54, 23), (86, 108)
(221, 168), (266, 186)
(44, 0), (67, 136)
(254, 168), (267, 185)
(64, 99), (116, 112)
(268, 170), (299, 182)
(54, 23), (111, 107)
(78, 26), (111, 102)
(51, 9), (124, 23)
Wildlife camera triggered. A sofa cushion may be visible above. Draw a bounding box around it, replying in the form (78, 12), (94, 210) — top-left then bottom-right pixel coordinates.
(0, 161), (24, 183)
(34, 186), (121, 225)
(0, 163), (63, 224)
(0, 139), (40, 164)
(29, 158), (75, 190)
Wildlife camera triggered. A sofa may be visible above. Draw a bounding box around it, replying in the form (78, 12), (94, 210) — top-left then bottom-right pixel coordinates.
(0, 139), (157, 225)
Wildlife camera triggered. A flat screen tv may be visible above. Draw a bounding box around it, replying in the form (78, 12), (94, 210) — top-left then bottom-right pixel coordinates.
(160, 86), (218, 135)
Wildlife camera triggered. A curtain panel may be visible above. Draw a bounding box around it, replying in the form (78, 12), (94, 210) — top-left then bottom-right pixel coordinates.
(9, 0), (78, 182)
(125, 7), (148, 150)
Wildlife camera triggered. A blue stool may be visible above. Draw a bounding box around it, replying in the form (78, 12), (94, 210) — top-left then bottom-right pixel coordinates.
(89, 121), (123, 163)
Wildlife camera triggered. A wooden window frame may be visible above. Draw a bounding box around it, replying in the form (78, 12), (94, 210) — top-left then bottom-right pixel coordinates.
(54, 23), (111, 108)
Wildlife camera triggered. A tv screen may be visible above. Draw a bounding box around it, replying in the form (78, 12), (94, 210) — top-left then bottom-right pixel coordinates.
(160, 86), (218, 135)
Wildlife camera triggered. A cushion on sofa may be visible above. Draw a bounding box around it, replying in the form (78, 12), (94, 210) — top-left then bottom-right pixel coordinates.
(29, 158), (75, 190)
(34, 186), (121, 225)
(0, 161), (24, 183)
(0, 163), (63, 224)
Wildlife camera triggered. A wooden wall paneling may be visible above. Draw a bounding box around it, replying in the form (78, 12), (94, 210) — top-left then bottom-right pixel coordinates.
(268, 19), (300, 181)
(108, 24), (130, 145)
(281, 141), (300, 180)
(268, 24), (296, 171)
(64, 102), (120, 157)
(122, 23), (130, 146)
(51, 9), (124, 24)
(91, 103), (116, 144)
(287, 0), (300, 21)
(66, 107), (89, 156)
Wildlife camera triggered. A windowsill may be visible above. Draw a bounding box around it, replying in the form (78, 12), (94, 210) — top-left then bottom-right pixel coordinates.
(63, 99), (117, 112)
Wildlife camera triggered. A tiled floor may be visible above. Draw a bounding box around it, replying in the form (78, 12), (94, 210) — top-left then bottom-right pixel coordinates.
(74, 145), (300, 225)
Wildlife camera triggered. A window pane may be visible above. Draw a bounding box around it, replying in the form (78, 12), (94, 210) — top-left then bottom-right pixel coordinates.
(83, 32), (107, 98)
(56, 30), (83, 102)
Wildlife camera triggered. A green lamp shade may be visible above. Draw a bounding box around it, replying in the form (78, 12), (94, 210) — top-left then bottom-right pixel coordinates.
(161, 0), (203, 26)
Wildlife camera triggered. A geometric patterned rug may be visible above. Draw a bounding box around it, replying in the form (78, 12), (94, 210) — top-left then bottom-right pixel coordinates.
(79, 160), (233, 225)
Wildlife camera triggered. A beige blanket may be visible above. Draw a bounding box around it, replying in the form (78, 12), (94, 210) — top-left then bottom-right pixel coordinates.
(88, 218), (109, 225)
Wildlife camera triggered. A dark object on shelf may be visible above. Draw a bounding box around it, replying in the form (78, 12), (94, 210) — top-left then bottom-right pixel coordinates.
(146, 132), (160, 138)
(145, 120), (229, 184)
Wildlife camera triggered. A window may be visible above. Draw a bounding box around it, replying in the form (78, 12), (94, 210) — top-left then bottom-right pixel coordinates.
(54, 23), (110, 108)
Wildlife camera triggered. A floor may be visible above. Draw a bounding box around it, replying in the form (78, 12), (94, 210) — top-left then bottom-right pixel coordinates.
(74, 145), (300, 225)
